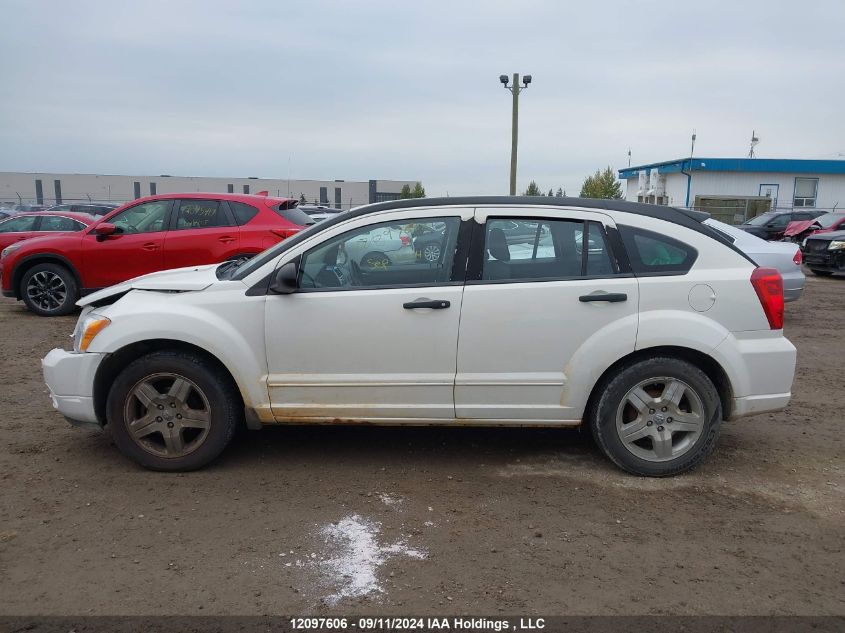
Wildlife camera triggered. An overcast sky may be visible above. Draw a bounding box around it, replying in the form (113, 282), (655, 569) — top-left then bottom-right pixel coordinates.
(2, 0), (843, 196)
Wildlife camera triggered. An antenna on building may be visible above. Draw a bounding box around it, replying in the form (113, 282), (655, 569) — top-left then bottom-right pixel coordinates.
(749, 130), (760, 158)
(690, 130), (696, 158)
(627, 147), (631, 167)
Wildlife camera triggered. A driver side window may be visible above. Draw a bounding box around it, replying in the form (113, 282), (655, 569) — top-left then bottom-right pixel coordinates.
(109, 201), (172, 234)
(299, 217), (461, 290)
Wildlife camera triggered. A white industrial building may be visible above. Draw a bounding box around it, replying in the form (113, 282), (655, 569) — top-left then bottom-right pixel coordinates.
(0, 171), (419, 210)
(619, 158), (845, 224)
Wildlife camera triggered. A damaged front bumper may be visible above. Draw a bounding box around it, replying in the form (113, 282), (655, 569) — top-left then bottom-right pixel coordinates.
(42, 348), (104, 428)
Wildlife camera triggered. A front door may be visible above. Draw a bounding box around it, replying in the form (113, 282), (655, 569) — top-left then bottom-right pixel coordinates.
(455, 207), (639, 421)
(82, 200), (172, 289)
(264, 209), (471, 422)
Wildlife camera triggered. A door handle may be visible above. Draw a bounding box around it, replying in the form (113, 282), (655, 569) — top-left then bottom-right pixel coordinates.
(142, 242), (160, 251)
(218, 236), (236, 243)
(403, 298), (451, 310)
(579, 292), (627, 303)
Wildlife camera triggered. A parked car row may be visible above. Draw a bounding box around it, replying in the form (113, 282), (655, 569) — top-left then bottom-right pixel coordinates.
(1, 193), (315, 316)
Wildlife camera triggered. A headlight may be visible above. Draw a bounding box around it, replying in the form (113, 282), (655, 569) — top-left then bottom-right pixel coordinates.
(72, 314), (111, 352)
(828, 240), (845, 251)
(1, 244), (21, 259)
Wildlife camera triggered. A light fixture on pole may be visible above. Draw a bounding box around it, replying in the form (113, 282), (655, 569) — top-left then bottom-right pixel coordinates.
(500, 73), (532, 195)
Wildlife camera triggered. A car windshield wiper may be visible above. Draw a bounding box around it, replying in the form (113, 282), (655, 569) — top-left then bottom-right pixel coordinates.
(216, 260), (239, 280)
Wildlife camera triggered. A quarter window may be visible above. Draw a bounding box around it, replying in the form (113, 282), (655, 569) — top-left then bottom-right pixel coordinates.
(228, 201), (260, 225)
(794, 178), (818, 208)
(619, 225), (697, 275)
(174, 200), (234, 230)
(0, 216), (37, 232)
(299, 217), (461, 290)
(482, 218), (617, 281)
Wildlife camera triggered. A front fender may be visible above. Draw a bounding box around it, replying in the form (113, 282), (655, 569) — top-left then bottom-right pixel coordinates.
(87, 288), (269, 413)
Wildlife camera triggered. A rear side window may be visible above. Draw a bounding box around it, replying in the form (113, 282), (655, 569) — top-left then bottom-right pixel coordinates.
(619, 225), (697, 275)
(274, 204), (316, 227)
(228, 201), (260, 225)
(0, 216), (37, 232)
(175, 200), (234, 230)
(482, 218), (618, 282)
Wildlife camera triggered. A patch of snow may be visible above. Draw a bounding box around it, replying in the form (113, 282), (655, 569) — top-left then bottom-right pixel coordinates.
(377, 493), (403, 507)
(315, 514), (425, 605)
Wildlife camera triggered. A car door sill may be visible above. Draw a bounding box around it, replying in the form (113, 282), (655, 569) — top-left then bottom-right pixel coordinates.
(264, 416), (582, 427)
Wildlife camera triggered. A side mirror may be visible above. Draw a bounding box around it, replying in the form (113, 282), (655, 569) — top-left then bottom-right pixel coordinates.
(94, 223), (117, 241)
(269, 261), (299, 294)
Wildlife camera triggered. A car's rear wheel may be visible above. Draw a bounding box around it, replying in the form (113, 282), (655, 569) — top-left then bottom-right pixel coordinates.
(421, 243), (442, 263)
(106, 350), (241, 471)
(20, 263), (79, 316)
(589, 356), (721, 477)
(809, 269), (833, 277)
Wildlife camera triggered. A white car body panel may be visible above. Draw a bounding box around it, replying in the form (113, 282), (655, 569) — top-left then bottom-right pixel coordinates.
(42, 202), (796, 437)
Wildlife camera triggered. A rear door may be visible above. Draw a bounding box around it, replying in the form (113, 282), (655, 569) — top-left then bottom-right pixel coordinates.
(455, 207), (639, 421)
(162, 199), (239, 269)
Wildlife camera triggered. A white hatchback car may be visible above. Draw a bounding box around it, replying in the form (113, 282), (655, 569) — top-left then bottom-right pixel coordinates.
(42, 197), (797, 476)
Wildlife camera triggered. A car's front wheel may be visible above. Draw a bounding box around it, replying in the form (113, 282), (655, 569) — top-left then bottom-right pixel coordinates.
(20, 263), (79, 316)
(106, 350), (242, 471)
(589, 356), (721, 477)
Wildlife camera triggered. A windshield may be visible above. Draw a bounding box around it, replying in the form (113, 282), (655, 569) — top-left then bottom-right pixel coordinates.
(816, 213), (844, 229)
(745, 213), (777, 226)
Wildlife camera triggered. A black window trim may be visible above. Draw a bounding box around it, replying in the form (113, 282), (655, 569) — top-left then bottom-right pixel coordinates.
(467, 215), (628, 286)
(169, 198), (236, 231)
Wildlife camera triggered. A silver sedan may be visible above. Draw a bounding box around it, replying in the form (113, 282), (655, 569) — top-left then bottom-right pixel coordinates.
(705, 219), (805, 302)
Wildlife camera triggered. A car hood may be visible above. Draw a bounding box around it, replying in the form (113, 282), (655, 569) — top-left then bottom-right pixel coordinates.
(77, 264), (220, 307)
(805, 229), (845, 243)
(783, 219), (819, 237)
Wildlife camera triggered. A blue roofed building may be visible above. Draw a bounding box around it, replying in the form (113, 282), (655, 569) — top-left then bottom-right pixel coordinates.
(619, 158), (845, 224)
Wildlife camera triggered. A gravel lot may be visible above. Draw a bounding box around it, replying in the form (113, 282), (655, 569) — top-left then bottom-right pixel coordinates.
(0, 274), (843, 616)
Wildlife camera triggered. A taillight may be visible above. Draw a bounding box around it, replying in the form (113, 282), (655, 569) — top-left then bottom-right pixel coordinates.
(400, 235), (411, 246)
(792, 249), (802, 265)
(750, 267), (784, 330)
(271, 228), (300, 239)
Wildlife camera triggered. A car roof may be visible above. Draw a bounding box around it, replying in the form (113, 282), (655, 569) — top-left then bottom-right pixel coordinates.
(126, 192), (295, 206)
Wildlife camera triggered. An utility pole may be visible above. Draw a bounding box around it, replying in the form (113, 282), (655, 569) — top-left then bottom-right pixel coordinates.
(500, 73), (532, 195)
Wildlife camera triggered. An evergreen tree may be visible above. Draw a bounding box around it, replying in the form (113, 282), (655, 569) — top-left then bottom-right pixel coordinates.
(579, 167), (623, 199)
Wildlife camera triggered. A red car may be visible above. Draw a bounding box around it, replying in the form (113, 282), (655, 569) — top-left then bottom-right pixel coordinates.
(0, 212), (95, 252)
(783, 212), (845, 246)
(1, 193), (312, 316)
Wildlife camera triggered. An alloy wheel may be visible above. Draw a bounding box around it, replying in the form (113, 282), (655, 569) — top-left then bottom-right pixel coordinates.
(26, 271), (67, 313)
(615, 377), (705, 462)
(124, 372), (212, 458)
(422, 244), (441, 263)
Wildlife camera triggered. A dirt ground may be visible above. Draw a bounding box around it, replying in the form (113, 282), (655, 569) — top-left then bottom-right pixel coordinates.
(0, 274), (843, 617)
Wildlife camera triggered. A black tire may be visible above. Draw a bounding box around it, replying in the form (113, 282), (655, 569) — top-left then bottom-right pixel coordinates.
(810, 269), (833, 277)
(589, 356), (721, 477)
(20, 262), (79, 316)
(106, 350), (242, 471)
(361, 251), (391, 270)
